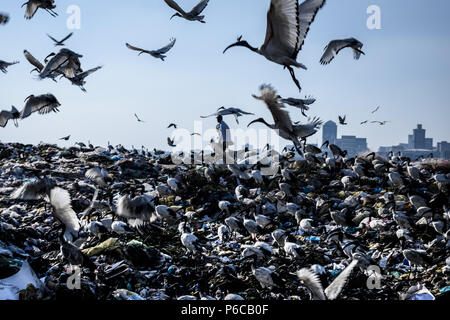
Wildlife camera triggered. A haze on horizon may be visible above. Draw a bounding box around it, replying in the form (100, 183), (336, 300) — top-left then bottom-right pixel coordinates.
(1, 0), (449, 152)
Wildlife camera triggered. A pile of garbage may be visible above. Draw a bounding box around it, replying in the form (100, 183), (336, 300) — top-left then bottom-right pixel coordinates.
(0, 142), (448, 300)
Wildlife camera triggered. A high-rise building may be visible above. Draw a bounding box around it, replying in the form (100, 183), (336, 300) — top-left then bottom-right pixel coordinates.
(322, 120), (337, 145)
(336, 135), (368, 157)
(408, 135), (413, 148)
(413, 124), (426, 149)
(437, 141), (450, 159)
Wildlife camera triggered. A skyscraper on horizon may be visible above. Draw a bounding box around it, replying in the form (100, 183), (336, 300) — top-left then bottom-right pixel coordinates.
(322, 120), (337, 145)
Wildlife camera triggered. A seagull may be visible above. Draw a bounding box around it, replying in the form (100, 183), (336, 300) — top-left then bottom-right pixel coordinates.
(134, 113), (146, 123)
(338, 115), (347, 125)
(126, 38), (176, 61)
(67, 66), (102, 92)
(279, 96), (316, 117)
(167, 123), (177, 129)
(164, 0), (210, 23)
(0, 60), (19, 74)
(0, 13), (9, 25)
(167, 137), (176, 147)
(0, 106), (20, 128)
(320, 38), (365, 65)
(116, 194), (156, 227)
(47, 32), (73, 46)
(371, 106), (380, 114)
(20, 94), (61, 119)
(22, 0), (58, 20)
(371, 121), (389, 125)
(191, 132), (201, 136)
(360, 120), (369, 125)
(223, 0), (327, 92)
(59, 135), (71, 141)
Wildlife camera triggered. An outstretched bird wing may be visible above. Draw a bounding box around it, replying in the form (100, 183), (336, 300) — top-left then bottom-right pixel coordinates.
(23, 50), (44, 71)
(24, 2), (39, 19)
(72, 66), (102, 81)
(154, 38), (176, 54)
(262, 0), (301, 59)
(126, 43), (152, 55)
(163, 0), (187, 15)
(324, 259), (358, 300)
(49, 187), (80, 236)
(295, 0), (327, 57)
(60, 32), (73, 43)
(0, 110), (12, 127)
(189, 0), (209, 15)
(297, 268), (326, 300)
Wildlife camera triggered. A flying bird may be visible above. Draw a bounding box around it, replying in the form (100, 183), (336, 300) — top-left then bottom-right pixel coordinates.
(134, 113), (145, 123)
(39, 48), (83, 80)
(371, 106), (380, 114)
(167, 123), (178, 129)
(22, 0), (58, 20)
(371, 121), (389, 125)
(167, 137), (176, 147)
(280, 96), (316, 117)
(320, 38), (365, 65)
(0, 13), (9, 25)
(60, 135), (71, 141)
(223, 0), (327, 92)
(164, 0), (210, 23)
(126, 38), (176, 61)
(66, 66), (102, 92)
(0, 106), (20, 128)
(201, 107), (254, 124)
(360, 120), (368, 125)
(249, 84), (322, 154)
(47, 32), (73, 46)
(338, 115), (347, 125)
(0, 60), (19, 74)
(20, 94), (61, 119)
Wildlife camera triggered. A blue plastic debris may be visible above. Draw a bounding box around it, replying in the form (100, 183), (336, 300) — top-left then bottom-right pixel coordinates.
(329, 269), (341, 279)
(167, 265), (176, 275)
(373, 188), (384, 194)
(403, 258), (410, 266)
(304, 236), (320, 243)
(440, 286), (450, 294)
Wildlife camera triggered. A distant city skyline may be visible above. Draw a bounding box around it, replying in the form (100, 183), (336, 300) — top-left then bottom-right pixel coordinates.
(1, 0), (449, 151)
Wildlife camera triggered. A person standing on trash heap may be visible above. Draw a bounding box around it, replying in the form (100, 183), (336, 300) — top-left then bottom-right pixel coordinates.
(216, 115), (231, 165)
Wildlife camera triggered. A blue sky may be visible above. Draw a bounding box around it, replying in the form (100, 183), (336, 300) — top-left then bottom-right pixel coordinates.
(1, 0), (449, 151)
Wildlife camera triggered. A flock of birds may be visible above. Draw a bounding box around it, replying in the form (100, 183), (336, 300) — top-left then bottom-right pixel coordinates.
(1, 0), (446, 301)
(1, 0), (379, 146)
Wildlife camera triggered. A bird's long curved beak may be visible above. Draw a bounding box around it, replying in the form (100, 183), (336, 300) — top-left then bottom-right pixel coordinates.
(223, 42), (241, 54)
(247, 119), (263, 128)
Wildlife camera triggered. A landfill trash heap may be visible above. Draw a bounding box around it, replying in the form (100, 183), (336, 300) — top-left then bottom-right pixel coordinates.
(0, 142), (449, 300)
